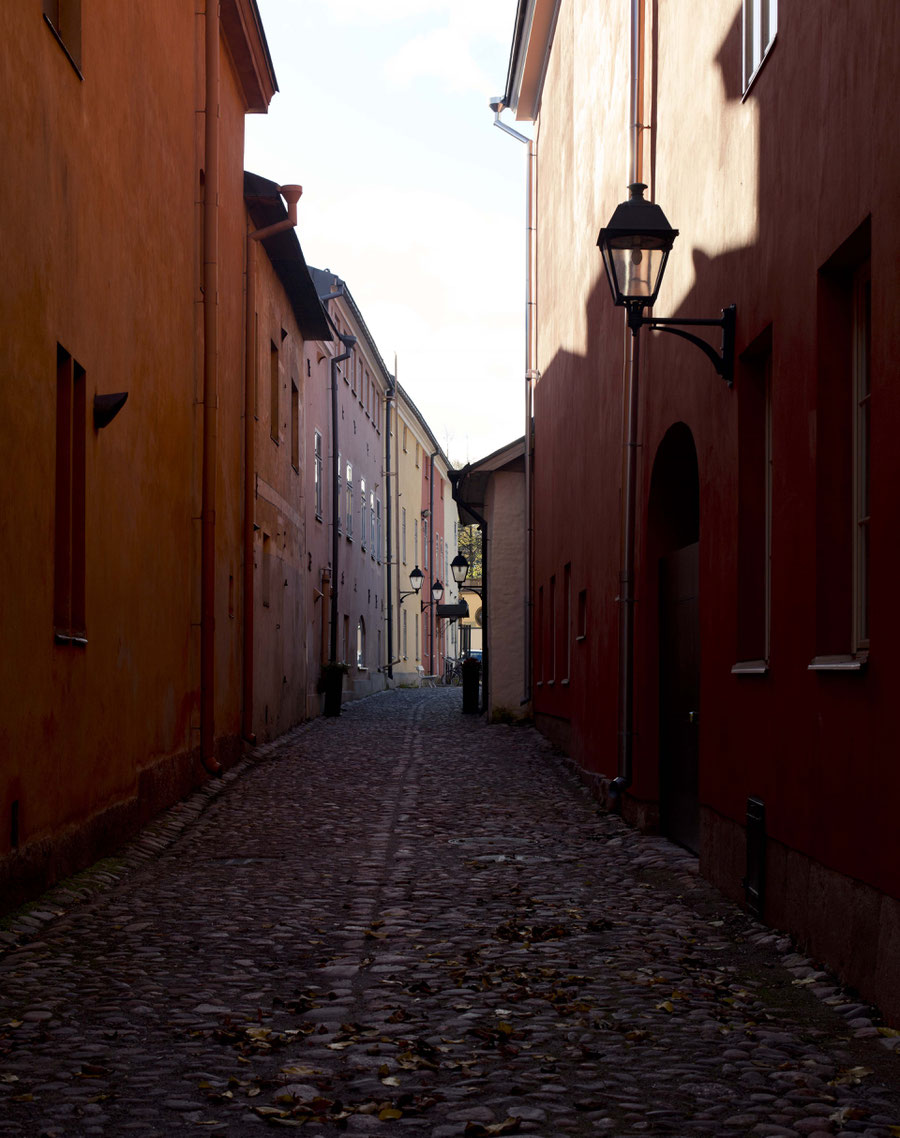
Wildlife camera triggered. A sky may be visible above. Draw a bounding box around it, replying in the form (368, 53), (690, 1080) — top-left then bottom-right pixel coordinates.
(244, 0), (527, 468)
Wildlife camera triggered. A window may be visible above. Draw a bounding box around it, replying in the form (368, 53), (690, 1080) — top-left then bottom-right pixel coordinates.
(360, 478), (367, 547)
(370, 493), (376, 560)
(577, 589), (587, 641)
(43, 0), (82, 75)
(54, 345), (86, 643)
(415, 443), (420, 468)
(415, 613), (420, 661)
(853, 262), (871, 651)
(401, 507), (407, 564)
(314, 430), (323, 519)
(291, 379), (300, 471)
(336, 453), (342, 533)
(376, 499), (382, 563)
(403, 424), (408, 453)
(402, 609), (408, 658)
(735, 326), (773, 670)
(562, 563), (571, 681)
(743, 0), (777, 93)
(423, 518), (429, 570)
(262, 533), (272, 608)
(548, 575), (556, 683)
(270, 341), (279, 443)
(813, 219), (870, 667)
(345, 462), (353, 538)
(536, 586), (544, 684)
(414, 519), (418, 568)
(343, 614), (350, 664)
(357, 617), (366, 669)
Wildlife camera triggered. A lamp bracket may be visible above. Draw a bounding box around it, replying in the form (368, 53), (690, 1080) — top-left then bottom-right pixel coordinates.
(641, 304), (736, 387)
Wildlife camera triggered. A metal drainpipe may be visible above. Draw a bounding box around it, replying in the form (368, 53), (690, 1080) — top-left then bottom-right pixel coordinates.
(329, 339), (355, 663)
(200, 0), (221, 775)
(428, 450), (437, 676)
(242, 186), (303, 746)
(385, 377), (395, 678)
(491, 102), (536, 710)
(612, 0), (647, 799)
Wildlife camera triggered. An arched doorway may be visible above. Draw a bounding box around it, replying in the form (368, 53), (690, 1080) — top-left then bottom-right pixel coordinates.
(648, 424), (700, 853)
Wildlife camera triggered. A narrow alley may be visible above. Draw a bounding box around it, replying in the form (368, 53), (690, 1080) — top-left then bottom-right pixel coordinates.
(1, 688), (898, 1138)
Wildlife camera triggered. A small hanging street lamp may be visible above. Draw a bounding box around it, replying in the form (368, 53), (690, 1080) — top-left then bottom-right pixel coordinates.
(399, 565), (424, 604)
(450, 553), (469, 586)
(597, 183), (735, 384)
(421, 579), (444, 609)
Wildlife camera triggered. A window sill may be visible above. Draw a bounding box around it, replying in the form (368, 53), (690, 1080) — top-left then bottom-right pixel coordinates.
(560, 678), (570, 687)
(315, 513), (323, 523)
(808, 653), (868, 673)
(575, 634), (587, 643)
(54, 631), (88, 647)
(731, 659), (769, 676)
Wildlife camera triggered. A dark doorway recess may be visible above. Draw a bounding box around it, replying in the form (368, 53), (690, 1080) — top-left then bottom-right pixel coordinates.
(649, 423), (700, 853)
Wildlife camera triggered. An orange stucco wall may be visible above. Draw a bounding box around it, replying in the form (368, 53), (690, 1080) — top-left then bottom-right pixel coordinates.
(0, 4), (264, 905)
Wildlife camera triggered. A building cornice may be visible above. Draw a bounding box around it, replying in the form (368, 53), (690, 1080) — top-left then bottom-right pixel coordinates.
(503, 0), (561, 121)
(221, 0), (278, 113)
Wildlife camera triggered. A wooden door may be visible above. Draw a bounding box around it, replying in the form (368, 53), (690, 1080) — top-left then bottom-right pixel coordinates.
(659, 542), (700, 853)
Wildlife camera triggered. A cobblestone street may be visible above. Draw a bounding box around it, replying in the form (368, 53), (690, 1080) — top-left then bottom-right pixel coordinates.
(1, 688), (898, 1137)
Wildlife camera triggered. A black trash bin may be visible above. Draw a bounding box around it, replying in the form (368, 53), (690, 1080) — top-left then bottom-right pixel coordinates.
(462, 657), (481, 714)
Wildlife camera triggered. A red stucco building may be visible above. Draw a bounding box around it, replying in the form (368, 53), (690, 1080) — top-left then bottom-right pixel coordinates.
(498, 0), (900, 1019)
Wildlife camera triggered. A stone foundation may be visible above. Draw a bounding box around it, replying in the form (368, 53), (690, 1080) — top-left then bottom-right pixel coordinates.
(703, 806), (900, 1026)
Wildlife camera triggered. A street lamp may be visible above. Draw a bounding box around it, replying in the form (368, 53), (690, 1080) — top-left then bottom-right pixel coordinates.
(420, 579), (444, 609)
(597, 183), (735, 384)
(450, 553), (469, 586)
(399, 565), (424, 604)
(597, 183), (735, 801)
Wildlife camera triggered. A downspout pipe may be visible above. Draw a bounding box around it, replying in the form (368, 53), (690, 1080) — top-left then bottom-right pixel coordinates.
(490, 98), (536, 710)
(385, 375), (395, 678)
(200, 0), (221, 776)
(428, 450), (437, 676)
(329, 335), (356, 663)
(611, 0), (647, 800)
(242, 185), (303, 746)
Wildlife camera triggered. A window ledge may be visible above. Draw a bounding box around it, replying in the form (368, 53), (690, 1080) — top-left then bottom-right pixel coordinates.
(561, 678), (570, 687)
(732, 659), (769, 676)
(315, 513), (323, 523)
(575, 634), (587, 643)
(808, 653), (868, 673)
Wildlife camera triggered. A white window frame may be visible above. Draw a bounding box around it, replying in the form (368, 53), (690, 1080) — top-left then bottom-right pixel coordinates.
(852, 261), (871, 653)
(345, 462), (353, 539)
(360, 478), (367, 548)
(314, 430), (323, 519)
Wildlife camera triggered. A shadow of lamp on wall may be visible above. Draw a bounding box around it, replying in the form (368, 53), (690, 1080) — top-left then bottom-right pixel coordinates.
(93, 392), (128, 430)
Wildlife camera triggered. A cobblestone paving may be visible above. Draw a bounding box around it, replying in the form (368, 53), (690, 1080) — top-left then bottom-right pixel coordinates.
(1, 688), (899, 1138)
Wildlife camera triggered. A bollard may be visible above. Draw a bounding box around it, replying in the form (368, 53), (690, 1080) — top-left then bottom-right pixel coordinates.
(462, 657), (481, 714)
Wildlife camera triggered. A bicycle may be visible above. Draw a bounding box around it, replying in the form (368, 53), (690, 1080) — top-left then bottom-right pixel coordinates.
(443, 657), (463, 686)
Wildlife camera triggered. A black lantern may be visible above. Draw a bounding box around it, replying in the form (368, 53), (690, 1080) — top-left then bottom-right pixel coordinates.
(430, 579), (444, 604)
(597, 183), (678, 320)
(450, 553), (469, 585)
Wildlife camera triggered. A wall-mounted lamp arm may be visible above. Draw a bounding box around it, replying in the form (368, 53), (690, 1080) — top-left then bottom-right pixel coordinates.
(629, 305), (736, 386)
